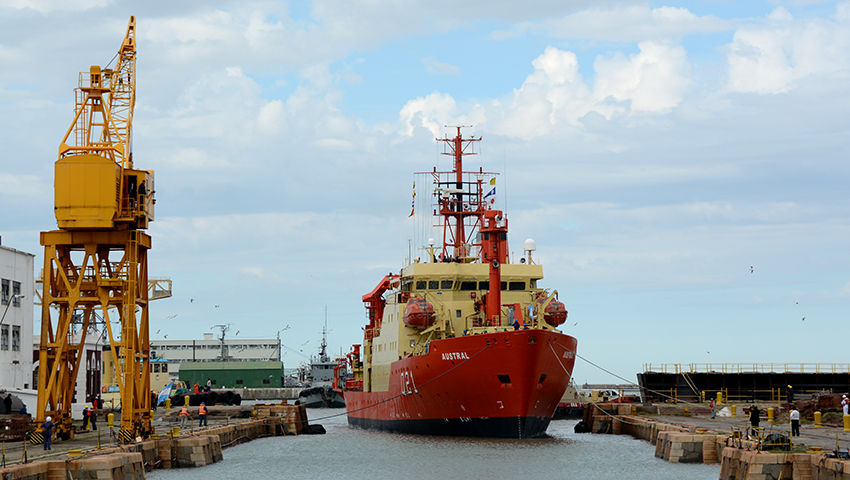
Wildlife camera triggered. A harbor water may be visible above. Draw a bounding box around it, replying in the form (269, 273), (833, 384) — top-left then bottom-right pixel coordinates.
(149, 408), (720, 480)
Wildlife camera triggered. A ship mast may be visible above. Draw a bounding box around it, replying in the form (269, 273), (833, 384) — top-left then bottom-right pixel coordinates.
(432, 126), (492, 261)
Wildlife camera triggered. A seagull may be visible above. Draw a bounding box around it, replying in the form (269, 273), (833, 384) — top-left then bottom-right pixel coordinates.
(163, 334), (168, 338)
(707, 351), (710, 354)
(166, 314), (177, 320)
(802, 317), (805, 321)
(190, 299), (194, 303)
(215, 305), (220, 308)
(155, 329), (160, 334)
(235, 330), (240, 336)
(795, 301), (799, 304)
(573, 322), (578, 326)
(301, 340), (309, 346)
(750, 266), (754, 273)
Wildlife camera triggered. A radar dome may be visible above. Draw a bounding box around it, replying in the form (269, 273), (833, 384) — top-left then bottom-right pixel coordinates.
(523, 239), (537, 252)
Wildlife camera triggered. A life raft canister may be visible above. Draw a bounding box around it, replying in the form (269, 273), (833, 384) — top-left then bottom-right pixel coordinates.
(403, 298), (435, 329)
(540, 298), (568, 327)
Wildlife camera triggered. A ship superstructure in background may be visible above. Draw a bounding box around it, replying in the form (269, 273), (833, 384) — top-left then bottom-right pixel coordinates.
(338, 127), (578, 438)
(36, 16), (156, 442)
(298, 312), (345, 408)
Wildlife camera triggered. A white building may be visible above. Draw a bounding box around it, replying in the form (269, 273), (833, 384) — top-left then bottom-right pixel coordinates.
(151, 333), (282, 383)
(0, 244), (35, 390)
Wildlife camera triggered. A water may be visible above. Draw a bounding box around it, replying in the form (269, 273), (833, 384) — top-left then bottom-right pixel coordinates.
(150, 409), (720, 480)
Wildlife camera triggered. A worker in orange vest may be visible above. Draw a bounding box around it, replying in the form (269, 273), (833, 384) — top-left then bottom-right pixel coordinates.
(179, 404), (190, 428)
(198, 402), (208, 427)
(193, 383), (200, 394)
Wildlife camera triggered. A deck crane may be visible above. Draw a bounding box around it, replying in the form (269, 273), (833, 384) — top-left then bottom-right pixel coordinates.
(36, 16), (156, 442)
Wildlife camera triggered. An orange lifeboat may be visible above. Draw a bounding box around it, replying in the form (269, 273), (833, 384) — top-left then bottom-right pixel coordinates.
(540, 298), (567, 327)
(403, 298), (435, 329)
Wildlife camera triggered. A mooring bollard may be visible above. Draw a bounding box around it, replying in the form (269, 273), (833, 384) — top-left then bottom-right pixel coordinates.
(768, 407), (774, 423)
(684, 408), (689, 417)
(631, 405), (636, 415)
(731, 405), (737, 417)
(814, 411), (822, 428)
(166, 398), (171, 410)
(717, 392), (723, 404)
(844, 414), (850, 432)
(185, 395), (190, 406)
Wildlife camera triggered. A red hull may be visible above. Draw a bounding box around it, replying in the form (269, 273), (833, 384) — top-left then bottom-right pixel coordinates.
(345, 329), (577, 438)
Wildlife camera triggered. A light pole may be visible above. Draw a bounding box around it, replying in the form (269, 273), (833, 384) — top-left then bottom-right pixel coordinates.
(0, 294), (24, 328)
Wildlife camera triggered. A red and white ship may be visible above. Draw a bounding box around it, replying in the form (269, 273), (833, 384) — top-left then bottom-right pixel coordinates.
(336, 127), (578, 438)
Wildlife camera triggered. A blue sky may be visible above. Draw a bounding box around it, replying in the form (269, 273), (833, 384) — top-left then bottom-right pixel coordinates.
(2, 0), (850, 383)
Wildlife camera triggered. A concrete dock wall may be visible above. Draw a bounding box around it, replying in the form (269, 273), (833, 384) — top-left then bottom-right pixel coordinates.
(585, 403), (850, 479)
(0, 404), (311, 479)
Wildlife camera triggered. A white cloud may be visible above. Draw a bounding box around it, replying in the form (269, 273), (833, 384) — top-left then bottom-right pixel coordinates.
(422, 57), (461, 76)
(0, 0), (110, 13)
(523, 5), (731, 41)
(726, 5), (850, 94)
(593, 41), (692, 113)
(399, 43), (692, 140)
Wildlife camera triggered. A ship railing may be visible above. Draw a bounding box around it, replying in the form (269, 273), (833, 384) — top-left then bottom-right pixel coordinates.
(643, 363), (850, 375)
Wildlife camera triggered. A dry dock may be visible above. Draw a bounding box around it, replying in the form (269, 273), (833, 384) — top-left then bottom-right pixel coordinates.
(585, 402), (850, 479)
(0, 403), (312, 479)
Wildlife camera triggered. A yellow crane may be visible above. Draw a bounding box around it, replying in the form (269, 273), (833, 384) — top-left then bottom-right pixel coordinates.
(36, 15), (156, 442)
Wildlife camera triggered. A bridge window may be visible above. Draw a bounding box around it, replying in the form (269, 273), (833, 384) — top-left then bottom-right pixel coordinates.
(459, 281), (476, 290)
(428, 280), (439, 290)
(509, 282), (525, 291)
(416, 281), (426, 290)
(440, 280), (453, 289)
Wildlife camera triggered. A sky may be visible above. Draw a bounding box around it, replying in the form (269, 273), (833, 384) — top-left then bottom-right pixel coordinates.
(1, 0), (849, 385)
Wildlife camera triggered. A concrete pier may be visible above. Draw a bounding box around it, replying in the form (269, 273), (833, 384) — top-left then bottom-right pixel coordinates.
(0, 404), (312, 479)
(585, 402), (850, 479)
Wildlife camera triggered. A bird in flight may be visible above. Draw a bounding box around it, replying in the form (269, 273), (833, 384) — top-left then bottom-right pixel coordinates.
(750, 266), (754, 273)
(802, 317), (805, 321)
(190, 299), (194, 303)
(163, 334), (168, 338)
(155, 329), (160, 334)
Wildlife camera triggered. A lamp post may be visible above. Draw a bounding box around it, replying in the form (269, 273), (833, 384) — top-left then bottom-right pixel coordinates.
(0, 294), (24, 327)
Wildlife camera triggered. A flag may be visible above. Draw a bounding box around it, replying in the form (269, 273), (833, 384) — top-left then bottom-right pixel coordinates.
(408, 181), (416, 217)
(490, 177), (496, 185)
(156, 382), (173, 406)
(483, 186), (496, 208)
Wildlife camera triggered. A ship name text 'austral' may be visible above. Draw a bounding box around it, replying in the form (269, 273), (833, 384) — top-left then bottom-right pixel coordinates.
(442, 352), (470, 361)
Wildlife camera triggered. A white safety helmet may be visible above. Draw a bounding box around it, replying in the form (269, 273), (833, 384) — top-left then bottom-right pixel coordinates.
(46, 416), (52, 422)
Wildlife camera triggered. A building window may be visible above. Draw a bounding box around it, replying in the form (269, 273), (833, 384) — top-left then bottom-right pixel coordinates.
(1, 279), (8, 305)
(12, 326), (20, 351)
(0, 325), (8, 350)
(12, 282), (20, 306)
(162, 364), (168, 373)
(262, 378), (270, 385)
(235, 379), (243, 385)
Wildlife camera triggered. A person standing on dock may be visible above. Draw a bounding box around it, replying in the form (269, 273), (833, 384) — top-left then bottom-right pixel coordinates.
(786, 385), (794, 403)
(194, 383), (200, 394)
(82, 404), (90, 430)
(179, 404), (190, 428)
(842, 395), (849, 415)
(199, 402), (208, 427)
(3, 394), (11, 414)
(41, 416), (55, 450)
(790, 407), (800, 436)
(749, 405), (760, 431)
(710, 398), (716, 419)
(206, 378), (212, 392)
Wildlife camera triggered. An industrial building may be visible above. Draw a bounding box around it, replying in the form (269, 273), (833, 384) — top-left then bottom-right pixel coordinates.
(0, 244), (35, 392)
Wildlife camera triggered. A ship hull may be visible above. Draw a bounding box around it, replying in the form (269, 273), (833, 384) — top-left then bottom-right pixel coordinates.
(345, 329), (577, 438)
